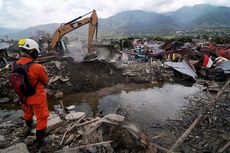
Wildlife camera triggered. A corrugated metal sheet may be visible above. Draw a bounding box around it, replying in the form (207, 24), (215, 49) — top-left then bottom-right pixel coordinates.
(216, 61), (230, 74)
(165, 60), (197, 80)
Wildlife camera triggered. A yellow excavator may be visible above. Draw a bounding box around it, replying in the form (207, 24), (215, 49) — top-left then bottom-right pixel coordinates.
(50, 10), (98, 60)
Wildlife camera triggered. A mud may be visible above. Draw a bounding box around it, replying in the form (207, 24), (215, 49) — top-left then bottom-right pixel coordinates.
(0, 59), (171, 101)
(1, 59), (171, 101)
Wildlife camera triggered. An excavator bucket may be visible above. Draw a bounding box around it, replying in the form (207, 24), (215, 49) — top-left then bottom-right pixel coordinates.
(83, 52), (97, 61)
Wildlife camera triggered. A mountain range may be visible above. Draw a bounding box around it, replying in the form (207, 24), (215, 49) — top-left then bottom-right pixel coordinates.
(1, 4), (230, 39)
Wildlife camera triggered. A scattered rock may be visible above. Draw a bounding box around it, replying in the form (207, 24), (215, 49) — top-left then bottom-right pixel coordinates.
(55, 91), (64, 99)
(0, 135), (4, 142)
(24, 136), (36, 145)
(65, 111), (85, 120)
(0, 143), (29, 153)
(0, 98), (9, 103)
(47, 113), (62, 127)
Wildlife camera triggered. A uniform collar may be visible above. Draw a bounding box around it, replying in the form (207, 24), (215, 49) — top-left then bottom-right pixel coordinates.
(17, 57), (33, 64)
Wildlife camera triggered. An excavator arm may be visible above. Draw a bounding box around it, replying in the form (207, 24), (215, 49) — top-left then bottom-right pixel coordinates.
(51, 10), (98, 54)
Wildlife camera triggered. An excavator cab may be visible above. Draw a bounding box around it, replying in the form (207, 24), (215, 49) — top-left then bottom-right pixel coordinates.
(50, 10), (98, 61)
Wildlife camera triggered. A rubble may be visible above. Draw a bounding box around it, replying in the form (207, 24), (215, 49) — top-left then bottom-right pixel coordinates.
(150, 80), (230, 153)
(1, 36), (230, 153)
(0, 56), (171, 100)
(0, 65), (16, 101)
(0, 98), (9, 103)
(0, 109), (152, 153)
(123, 61), (171, 83)
(0, 143), (29, 153)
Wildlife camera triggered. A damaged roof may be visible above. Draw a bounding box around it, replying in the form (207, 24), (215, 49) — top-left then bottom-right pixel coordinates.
(165, 60), (197, 80)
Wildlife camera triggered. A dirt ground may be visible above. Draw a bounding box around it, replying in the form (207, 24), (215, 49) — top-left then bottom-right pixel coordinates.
(47, 59), (127, 93)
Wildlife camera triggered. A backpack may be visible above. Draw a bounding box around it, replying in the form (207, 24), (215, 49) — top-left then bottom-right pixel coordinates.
(9, 61), (38, 102)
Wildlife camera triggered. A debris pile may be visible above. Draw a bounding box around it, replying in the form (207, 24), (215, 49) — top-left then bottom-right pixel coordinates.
(0, 66), (16, 102)
(2, 36), (230, 153)
(123, 61), (172, 83)
(44, 59), (126, 95)
(151, 80), (230, 153)
(44, 60), (72, 96)
(0, 57), (172, 101)
(0, 109), (152, 153)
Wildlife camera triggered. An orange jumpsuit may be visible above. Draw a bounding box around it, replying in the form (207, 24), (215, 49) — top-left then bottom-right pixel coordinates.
(16, 57), (49, 130)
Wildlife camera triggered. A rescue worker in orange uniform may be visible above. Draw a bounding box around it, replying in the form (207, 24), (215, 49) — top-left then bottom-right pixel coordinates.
(16, 38), (49, 146)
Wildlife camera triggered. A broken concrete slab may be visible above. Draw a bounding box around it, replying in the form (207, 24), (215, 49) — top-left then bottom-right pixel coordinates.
(24, 136), (36, 145)
(54, 141), (114, 153)
(101, 114), (125, 125)
(65, 105), (75, 111)
(0, 135), (5, 142)
(0, 98), (9, 103)
(46, 111), (86, 127)
(47, 113), (63, 127)
(0, 143), (29, 153)
(65, 111), (85, 120)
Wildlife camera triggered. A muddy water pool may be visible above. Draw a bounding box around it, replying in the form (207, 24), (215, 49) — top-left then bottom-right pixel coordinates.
(0, 82), (201, 131)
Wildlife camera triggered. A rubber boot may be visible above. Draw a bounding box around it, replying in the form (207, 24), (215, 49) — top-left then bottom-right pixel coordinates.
(26, 119), (34, 129)
(36, 129), (46, 147)
(23, 119), (34, 137)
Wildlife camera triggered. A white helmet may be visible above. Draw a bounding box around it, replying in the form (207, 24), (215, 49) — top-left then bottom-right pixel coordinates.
(18, 38), (40, 53)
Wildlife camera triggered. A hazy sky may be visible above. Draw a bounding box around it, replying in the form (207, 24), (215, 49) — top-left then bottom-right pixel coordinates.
(0, 0), (229, 29)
